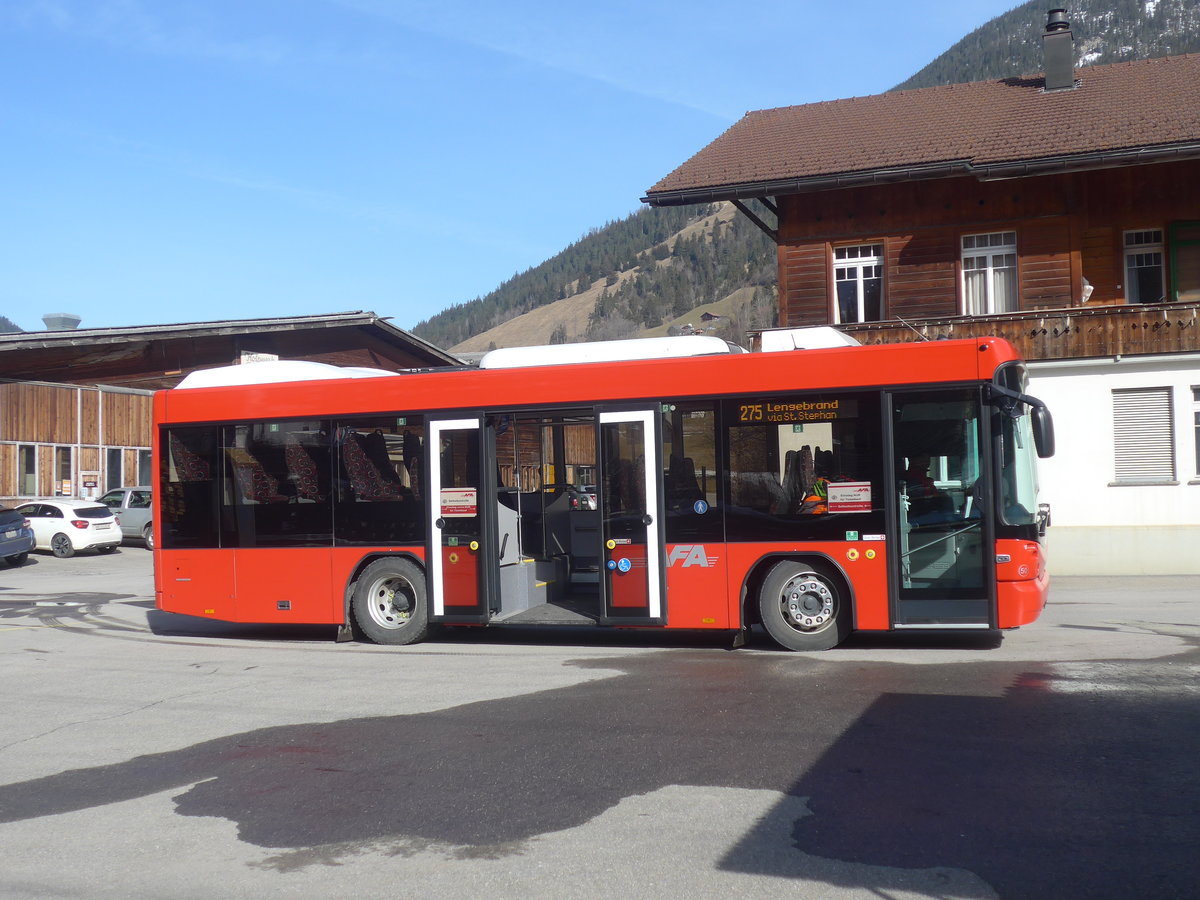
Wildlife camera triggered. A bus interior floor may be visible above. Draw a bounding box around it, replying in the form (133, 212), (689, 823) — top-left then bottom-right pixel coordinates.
(497, 594), (601, 626)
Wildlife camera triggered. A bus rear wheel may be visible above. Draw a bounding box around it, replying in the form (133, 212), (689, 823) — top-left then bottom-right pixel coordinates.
(758, 560), (849, 651)
(351, 557), (430, 645)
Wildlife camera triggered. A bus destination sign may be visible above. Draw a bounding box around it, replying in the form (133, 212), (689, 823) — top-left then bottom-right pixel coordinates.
(738, 398), (857, 424)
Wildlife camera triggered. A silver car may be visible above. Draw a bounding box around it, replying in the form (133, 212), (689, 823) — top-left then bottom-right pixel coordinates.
(98, 487), (154, 550)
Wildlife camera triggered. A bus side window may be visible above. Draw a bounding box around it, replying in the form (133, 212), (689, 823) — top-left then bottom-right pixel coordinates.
(221, 421), (333, 548)
(723, 393), (883, 541)
(162, 426), (220, 549)
(661, 403), (721, 542)
(334, 417), (425, 546)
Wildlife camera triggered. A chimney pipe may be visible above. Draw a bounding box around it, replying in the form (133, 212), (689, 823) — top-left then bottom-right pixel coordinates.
(1043, 8), (1076, 92)
(42, 313), (82, 331)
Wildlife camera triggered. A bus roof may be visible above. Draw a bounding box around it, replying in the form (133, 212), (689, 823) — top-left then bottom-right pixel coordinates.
(175, 360), (397, 390)
(157, 337), (1024, 426)
(478, 335), (745, 369)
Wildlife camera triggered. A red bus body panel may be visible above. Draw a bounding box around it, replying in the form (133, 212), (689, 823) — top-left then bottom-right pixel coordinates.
(157, 340), (1015, 427)
(995, 539), (1049, 628)
(723, 542), (892, 631)
(153, 338), (1047, 637)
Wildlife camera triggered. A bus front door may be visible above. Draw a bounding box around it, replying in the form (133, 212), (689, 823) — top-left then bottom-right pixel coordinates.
(427, 417), (491, 622)
(891, 389), (991, 628)
(598, 409), (665, 624)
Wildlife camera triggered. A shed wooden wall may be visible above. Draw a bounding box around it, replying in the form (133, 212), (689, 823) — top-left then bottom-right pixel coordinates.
(0, 381), (152, 499)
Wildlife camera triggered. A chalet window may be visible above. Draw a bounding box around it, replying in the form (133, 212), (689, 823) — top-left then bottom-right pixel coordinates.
(1111, 387), (1175, 485)
(1124, 229), (1165, 303)
(1168, 222), (1200, 302)
(961, 232), (1017, 315)
(834, 244), (883, 323)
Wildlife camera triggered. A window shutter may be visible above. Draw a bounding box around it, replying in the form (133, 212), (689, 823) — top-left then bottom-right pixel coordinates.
(1112, 387), (1175, 482)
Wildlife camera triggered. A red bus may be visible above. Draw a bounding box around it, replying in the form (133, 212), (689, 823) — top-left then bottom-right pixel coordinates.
(152, 330), (1054, 651)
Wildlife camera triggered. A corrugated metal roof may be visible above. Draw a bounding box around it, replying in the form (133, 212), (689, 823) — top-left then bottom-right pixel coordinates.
(0, 310), (460, 366)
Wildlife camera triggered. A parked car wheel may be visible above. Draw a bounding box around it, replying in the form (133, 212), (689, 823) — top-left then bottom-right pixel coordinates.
(142, 523), (154, 550)
(50, 533), (75, 558)
(4, 552), (29, 567)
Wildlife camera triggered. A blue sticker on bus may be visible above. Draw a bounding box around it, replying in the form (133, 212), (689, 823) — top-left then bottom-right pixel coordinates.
(617, 557), (632, 573)
(607, 559), (617, 570)
(694, 500), (709, 515)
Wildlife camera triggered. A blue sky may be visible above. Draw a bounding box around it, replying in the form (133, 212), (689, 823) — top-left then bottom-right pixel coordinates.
(1, 1), (1008, 333)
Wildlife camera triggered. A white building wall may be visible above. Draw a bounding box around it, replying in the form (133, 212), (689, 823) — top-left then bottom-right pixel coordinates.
(1028, 353), (1200, 575)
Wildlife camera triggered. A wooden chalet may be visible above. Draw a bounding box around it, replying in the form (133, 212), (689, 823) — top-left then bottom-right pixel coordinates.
(643, 12), (1200, 576)
(1, 311), (459, 502)
(642, 20), (1200, 363)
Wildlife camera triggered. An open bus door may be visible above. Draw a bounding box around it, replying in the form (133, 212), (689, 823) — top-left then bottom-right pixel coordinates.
(890, 389), (992, 628)
(427, 417), (492, 622)
(597, 409), (665, 624)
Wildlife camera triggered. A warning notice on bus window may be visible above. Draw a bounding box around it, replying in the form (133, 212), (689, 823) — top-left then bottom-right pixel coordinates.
(440, 488), (478, 517)
(827, 482), (872, 513)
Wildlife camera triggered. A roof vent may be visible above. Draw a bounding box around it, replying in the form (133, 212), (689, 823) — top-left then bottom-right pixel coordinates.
(757, 326), (861, 353)
(1042, 8), (1076, 92)
(42, 313), (82, 331)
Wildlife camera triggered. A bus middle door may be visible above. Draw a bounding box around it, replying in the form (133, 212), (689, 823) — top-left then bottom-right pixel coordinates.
(427, 417), (493, 623)
(598, 409), (665, 625)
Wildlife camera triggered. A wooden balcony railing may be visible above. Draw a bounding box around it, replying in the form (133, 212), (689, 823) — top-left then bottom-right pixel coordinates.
(834, 302), (1200, 361)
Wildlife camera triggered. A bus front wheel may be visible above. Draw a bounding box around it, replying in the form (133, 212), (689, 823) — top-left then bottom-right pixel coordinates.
(351, 557), (430, 645)
(758, 560), (849, 651)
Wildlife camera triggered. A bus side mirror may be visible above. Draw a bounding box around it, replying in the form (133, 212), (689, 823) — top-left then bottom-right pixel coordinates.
(1032, 406), (1055, 458)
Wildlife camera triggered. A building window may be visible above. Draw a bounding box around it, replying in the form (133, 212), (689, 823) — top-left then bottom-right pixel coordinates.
(962, 232), (1017, 314)
(834, 244), (883, 323)
(106, 448), (123, 491)
(54, 446), (74, 496)
(1168, 222), (1200, 302)
(1125, 229), (1165, 303)
(1111, 387), (1175, 485)
(138, 449), (153, 486)
(1193, 387), (1200, 479)
(18, 445), (36, 496)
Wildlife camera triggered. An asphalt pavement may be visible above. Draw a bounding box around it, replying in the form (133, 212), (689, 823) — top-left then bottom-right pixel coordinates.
(1, 547), (1197, 899)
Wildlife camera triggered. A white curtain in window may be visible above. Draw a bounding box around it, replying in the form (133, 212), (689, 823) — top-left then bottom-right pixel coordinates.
(992, 253), (1017, 312)
(963, 260), (987, 315)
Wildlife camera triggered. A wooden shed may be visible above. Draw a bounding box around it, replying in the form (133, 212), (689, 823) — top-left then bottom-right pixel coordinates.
(0, 311), (460, 503)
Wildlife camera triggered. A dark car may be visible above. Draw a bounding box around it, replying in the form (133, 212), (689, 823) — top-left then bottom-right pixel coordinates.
(1, 504), (37, 567)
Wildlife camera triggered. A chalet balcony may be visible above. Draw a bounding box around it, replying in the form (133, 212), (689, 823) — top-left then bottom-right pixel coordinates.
(836, 301), (1200, 362)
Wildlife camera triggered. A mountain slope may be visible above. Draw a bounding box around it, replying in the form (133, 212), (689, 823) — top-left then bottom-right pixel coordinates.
(895, 0), (1200, 90)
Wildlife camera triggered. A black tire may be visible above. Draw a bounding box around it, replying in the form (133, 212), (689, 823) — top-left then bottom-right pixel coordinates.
(50, 533), (75, 559)
(142, 523), (155, 550)
(4, 552), (28, 567)
(758, 559), (850, 651)
(350, 557), (430, 645)
(97, 545), (118, 554)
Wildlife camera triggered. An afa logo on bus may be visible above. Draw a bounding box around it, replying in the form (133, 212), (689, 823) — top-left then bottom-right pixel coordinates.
(667, 545), (719, 568)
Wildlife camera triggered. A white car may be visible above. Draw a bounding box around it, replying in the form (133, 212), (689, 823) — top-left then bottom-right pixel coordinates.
(14, 500), (122, 558)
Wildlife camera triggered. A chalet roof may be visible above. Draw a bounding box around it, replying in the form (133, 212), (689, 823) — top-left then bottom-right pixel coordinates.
(0, 310), (461, 390)
(644, 53), (1200, 205)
